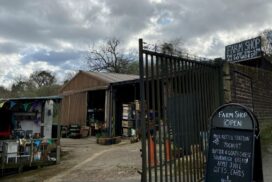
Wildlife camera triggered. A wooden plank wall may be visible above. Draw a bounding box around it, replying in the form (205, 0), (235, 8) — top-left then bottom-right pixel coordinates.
(60, 92), (87, 126)
(61, 72), (108, 94)
(60, 72), (109, 126)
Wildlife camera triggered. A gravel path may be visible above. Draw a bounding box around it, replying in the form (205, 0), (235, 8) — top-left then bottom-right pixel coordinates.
(1, 137), (272, 182)
(0, 137), (142, 182)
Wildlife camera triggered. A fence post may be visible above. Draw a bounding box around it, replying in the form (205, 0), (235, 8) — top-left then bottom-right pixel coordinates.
(56, 145), (60, 164)
(139, 38), (147, 182)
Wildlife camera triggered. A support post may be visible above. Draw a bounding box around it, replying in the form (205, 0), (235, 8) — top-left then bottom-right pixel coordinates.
(139, 38), (147, 182)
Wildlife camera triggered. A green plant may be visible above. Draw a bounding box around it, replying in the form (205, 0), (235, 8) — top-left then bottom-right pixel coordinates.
(260, 121), (272, 152)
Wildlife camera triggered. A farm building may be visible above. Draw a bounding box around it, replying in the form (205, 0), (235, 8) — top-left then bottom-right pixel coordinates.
(59, 71), (140, 136)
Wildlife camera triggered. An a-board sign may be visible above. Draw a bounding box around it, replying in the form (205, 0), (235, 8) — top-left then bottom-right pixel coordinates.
(205, 104), (262, 182)
(225, 36), (262, 62)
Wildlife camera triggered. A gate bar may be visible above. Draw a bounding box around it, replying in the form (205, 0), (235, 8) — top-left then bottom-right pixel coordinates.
(156, 56), (163, 182)
(139, 39), (147, 182)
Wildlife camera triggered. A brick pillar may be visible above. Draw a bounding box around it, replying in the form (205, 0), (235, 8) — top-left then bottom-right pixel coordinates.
(223, 63), (232, 103)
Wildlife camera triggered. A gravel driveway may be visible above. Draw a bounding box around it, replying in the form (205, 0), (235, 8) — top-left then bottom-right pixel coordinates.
(1, 137), (272, 182)
(1, 137), (142, 182)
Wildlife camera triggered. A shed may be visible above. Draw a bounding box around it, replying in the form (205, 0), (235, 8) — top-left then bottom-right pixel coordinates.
(59, 71), (139, 135)
(0, 96), (62, 171)
(0, 96), (62, 139)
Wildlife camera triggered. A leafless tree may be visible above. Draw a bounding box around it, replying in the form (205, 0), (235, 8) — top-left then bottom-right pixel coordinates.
(259, 29), (272, 56)
(63, 71), (77, 84)
(0, 86), (11, 98)
(86, 38), (136, 73)
(29, 70), (56, 88)
(160, 38), (187, 56)
(10, 75), (34, 97)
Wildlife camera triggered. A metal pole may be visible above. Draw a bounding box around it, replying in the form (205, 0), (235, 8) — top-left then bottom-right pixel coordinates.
(57, 100), (61, 164)
(109, 85), (113, 137)
(139, 39), (147, 182)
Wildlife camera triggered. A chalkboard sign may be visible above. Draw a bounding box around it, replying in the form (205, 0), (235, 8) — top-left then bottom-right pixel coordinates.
(206, 129), (253, 181)
(211, 105), (253, 130)
(225, 36), (262, 62)
(205, 104), (263, 182)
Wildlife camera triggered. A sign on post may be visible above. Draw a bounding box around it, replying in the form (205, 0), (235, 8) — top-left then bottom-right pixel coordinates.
(225, 36), (262, 62)
(205, 104), (263, 182)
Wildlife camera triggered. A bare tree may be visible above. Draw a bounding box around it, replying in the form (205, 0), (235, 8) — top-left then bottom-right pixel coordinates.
(11, 75), (35, 97)
(260, 29), (272, 56)
(63, 71), (77, 84)
(30, 70), (56, 88)
(86, 38), (136, 73)
(0, 86), (11, 98)
(160, 38), (187, 57)
(7, 72), (60, 98)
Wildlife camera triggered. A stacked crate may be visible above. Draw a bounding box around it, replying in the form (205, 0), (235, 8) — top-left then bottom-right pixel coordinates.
(122, 104), (133, 137)
(68, 124), (81, 138)
(134, 100), (141, 130)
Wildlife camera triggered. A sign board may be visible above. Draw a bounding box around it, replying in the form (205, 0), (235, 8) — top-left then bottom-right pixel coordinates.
(205, 104), (263, 182)
(225, 36), (262, 62)
(211, 105), (253, 130)
(43, 100), (54, 138)
(206, 129), (253, 181)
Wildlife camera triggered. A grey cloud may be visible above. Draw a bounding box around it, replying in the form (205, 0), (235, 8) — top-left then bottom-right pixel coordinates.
(99, 0), (155, 39)
(205, 37), (226, 57)
(0, 0), (155, 49)
(105, 0), (154, 18)
(60, 60), (84, 71)
(0, 0), (271, 53)
(0, 0), (272, 87)
(154, 0), (272, 40)
(20, 49), (88, 66)
(0, 1), (108, 48)
(0, 42), (22, 54)
(144, 0), (272, 58)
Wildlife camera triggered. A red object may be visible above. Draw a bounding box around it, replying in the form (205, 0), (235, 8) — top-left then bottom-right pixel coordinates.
(148, 135), (157, 167)
(0, 125), (11, 138)
(165, 139), (171, 161)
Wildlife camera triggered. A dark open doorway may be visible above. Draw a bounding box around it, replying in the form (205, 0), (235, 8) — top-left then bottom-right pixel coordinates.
(113, 83), (139, 136)
(87, 90), (105, 136)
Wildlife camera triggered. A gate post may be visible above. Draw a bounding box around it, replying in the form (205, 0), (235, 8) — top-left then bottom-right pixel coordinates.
(139, 38), (147, 182)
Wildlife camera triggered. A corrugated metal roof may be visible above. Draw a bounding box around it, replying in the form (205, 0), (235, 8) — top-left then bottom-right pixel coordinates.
(84, 71), (139, 83)
(0, 96), (62, 102)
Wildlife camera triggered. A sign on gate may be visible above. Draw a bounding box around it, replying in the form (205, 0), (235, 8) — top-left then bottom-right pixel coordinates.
(205, 104), (263, 182)
(225, 36), (262, 62)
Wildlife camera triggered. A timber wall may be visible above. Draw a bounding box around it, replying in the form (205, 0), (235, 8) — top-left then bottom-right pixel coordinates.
(61, 72), (108, 95)
(59, 71), (108, 126)
(60, 92), (87, 126)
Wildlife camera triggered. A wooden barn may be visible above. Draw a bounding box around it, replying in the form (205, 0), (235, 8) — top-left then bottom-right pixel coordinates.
(59, 71), (139, 136)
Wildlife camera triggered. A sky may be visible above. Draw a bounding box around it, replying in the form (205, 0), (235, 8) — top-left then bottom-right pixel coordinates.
(0, 0), (272, 88)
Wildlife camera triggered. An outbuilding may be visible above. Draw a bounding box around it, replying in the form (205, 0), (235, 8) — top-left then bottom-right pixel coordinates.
(0, 96), (62, 172)
(59, 71), (139, 136)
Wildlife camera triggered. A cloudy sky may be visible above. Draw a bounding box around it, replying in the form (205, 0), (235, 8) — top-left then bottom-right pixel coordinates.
(0, 0), (271, 88)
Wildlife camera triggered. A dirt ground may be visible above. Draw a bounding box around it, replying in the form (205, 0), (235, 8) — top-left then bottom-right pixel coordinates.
(0, 137), (142, 182)
(1, 137), (272, 182)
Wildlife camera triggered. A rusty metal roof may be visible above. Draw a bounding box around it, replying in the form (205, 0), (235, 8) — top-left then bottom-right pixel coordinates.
(1, 96), (62, 101)
(59, 71), (139, 93)
(84, 71), (139, 83)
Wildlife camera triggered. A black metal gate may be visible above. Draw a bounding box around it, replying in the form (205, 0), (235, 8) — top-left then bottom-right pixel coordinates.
(139, 39), (223, 182)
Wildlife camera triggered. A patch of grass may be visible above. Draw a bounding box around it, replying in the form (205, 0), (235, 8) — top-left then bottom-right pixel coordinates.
(260, 122), (272, 152)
